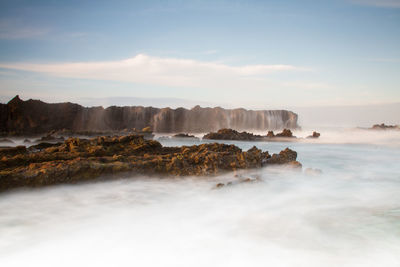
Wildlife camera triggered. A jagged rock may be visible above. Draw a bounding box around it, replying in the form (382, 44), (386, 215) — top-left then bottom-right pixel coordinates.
(0, 135), (300, 192)
(267, 131), (275, 138)
(307, 131), (320, 138)
(0, 95), (299, 135)
(266, 148), (299, 164)
(275, 129), (295, 138)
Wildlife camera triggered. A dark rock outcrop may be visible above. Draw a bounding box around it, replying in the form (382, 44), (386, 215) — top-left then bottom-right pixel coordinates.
(0, 134), (300, 192)
(203, 128), (297, 141)
(203, 129), (263, 141)
(307, 131), (320, 138)
(0, 96), (299, 135)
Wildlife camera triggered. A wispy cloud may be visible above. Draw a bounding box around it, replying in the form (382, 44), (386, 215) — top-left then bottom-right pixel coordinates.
(0, 18), (50, 40)
(351, 0), (400, 8)
(0, 54), (310, 90)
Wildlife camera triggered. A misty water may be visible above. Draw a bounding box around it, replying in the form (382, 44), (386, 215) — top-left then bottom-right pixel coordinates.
(1, 129), (400, 267)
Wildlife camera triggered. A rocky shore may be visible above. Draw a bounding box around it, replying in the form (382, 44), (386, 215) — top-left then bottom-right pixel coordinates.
(0, 134), (300, 192)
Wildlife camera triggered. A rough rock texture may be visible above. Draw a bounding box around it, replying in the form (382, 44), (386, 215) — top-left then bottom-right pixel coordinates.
(0, 96), (299, 135)
(0, 134), (300, 192)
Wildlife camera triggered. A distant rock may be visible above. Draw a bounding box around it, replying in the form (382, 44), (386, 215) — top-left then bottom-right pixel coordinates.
(307, 131), (320, 138)
(203, 128), (297, 141)
(0, 95), (299, 136)
(275, 129), (295, 138)
(173, 133), (199, 140)
(370, 123), (400, 130)
(203, 128), (263, 141)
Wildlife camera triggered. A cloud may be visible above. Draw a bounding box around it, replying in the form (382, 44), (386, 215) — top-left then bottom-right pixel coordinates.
(0, 54), (309, 90)
(0, 19), (50, 40)
(351, 0), (400, 8)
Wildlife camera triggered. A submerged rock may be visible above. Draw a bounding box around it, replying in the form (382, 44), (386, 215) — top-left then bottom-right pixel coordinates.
(0, 134), (300, 192)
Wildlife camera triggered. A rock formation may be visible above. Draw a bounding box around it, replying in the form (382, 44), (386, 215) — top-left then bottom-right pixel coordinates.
(0, 134), (300, 192)
(203, 128), (297, 141)
(0, 96), (299, 135)
(307, 131), (320, 138)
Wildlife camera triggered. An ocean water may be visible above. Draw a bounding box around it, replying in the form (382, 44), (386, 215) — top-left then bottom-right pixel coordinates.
(1, 129), (400, 267)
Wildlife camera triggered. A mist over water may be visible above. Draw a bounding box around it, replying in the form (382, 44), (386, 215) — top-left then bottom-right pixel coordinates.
(1, 129), (400, 266)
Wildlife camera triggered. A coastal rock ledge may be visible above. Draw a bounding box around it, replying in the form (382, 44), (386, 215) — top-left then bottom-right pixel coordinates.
(0, 135), (300, 192)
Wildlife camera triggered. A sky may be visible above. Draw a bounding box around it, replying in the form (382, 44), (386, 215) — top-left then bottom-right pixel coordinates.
(0, 0), (399, 109)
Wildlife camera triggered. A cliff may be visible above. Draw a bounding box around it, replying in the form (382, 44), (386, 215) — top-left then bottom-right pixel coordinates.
(0, 96), (299, 135)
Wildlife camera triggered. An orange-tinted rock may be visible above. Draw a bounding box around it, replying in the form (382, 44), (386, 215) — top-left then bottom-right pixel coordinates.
(0, 134), (300, 192)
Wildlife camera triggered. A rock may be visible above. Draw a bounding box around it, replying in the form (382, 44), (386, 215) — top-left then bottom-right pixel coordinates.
(370, 123), (400, 130)
(173, 133), (198, 139)
(0, 96), (299, 135)
(307, 131), (320, 138)
(266, 148), (299, 165)
(215, 183), (225, 188)
(266, 131), (275, 138)
(275, 129), (295, 138)
(0, 146), (27, 157)
(23, 139), (31, 143)
(35, 135), (65, 143)
(203, 129), (263, 141)
(0, 134), (301, 192)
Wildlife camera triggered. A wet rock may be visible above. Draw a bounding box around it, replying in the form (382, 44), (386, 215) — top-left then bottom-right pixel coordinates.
(266, 148), (299, 165)
(266, 131), (275, 138)
(275, 129), (295, 138)
(35, 135), (65, 143)
(173, 133), (198, 139)
(0, 134), (301, 192)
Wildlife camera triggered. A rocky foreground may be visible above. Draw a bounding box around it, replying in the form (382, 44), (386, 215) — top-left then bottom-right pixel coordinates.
(0, 134), (300, 192)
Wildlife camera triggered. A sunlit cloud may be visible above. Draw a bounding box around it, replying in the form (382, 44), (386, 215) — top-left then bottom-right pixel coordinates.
(0, 53), (310, 90)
